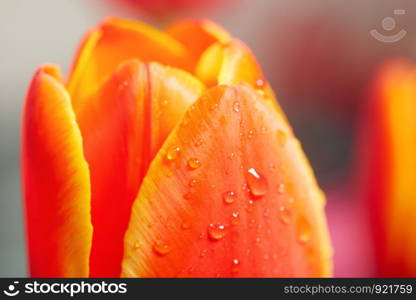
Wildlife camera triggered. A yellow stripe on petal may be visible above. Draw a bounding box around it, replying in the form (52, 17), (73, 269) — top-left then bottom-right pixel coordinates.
(22, 65), (92, 277)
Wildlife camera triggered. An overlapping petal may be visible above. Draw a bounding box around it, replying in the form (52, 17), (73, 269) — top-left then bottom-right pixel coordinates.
(166, 19), (231, 65)
(22, 65), (92, 277)
(67, 17), (193, 109)
(76, 59), (205, 276)
(23, 17), (332, 278)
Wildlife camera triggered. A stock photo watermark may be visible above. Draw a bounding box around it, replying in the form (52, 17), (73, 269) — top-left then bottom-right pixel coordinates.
(2, 280), (127, 297)
(370, 9), (407, 43)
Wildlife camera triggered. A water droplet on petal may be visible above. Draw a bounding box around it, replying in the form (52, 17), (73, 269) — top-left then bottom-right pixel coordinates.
(296, 216), (311, 244)
(233, 101), (240, 113)
(162, 99), (169, 106)
(231, 212), (240, 225)
(189, 178), (200, 187)
(255, 78), (266, 88)
(153, 241), (171, 256)
(247, 129), (254, 139)
(278, 205), (292, 224)
(166, 146), (181, 161)
(188, 158), (201, 169)
(246, 168), (268, 197)
(223, 191), (236, 204)
(278, 183), (285, 194)
(231, 258), (240, 273)
(207, 224), (227, 241)
(200, 249), (208, 257)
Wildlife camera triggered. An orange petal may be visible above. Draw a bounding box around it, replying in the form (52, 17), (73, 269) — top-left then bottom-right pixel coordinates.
(67, 17), (192, 109)
(359, 59), (416, 276)
(166, 19), (231, 64)
(195, 39), (263, 87)
(22, 65), (92, 277)
(122, 85), (332, 277)
(76, 59), (205, 277)
(196, 39), (287, 118)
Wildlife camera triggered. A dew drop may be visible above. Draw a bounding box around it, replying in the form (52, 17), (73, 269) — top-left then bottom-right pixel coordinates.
(247, 129), (254, 139)
(278, 183), (285, 194)
(200, 249), (208, 257)
(189, 178), (200, 187)
(231, 212), (240, 225)
(207, 224), (226, 241)
(276, 129), (287, 147)
(223, 191), (236, 204)
(278, 205), (292, 224)
(188, 158), (201, 169)
(153, 241), (171, 256)
(255, 78), (266, 88)
(231, 258), (240, 273)
(166, 146), (181, 161)
(296, 216), (311, 244)
(162, 99), (169, 106)
(246, 168), (268, 197)
(233, 101), (240, 113)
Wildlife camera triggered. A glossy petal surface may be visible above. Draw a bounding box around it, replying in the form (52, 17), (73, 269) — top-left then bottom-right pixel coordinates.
(22, 65), (92, 277)
(122, 85), (332, 277)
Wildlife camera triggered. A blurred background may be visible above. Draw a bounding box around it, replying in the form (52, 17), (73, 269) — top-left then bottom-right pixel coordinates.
(1, 0), (415, 276)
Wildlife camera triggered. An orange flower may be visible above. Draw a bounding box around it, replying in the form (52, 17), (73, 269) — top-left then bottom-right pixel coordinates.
(358, 59), (416, 277)
(22, 17), (332, 277)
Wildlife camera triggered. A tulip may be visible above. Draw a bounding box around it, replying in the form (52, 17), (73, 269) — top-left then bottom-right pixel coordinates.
(358, 59), (416, 276)
(22, 17), (332, 277)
